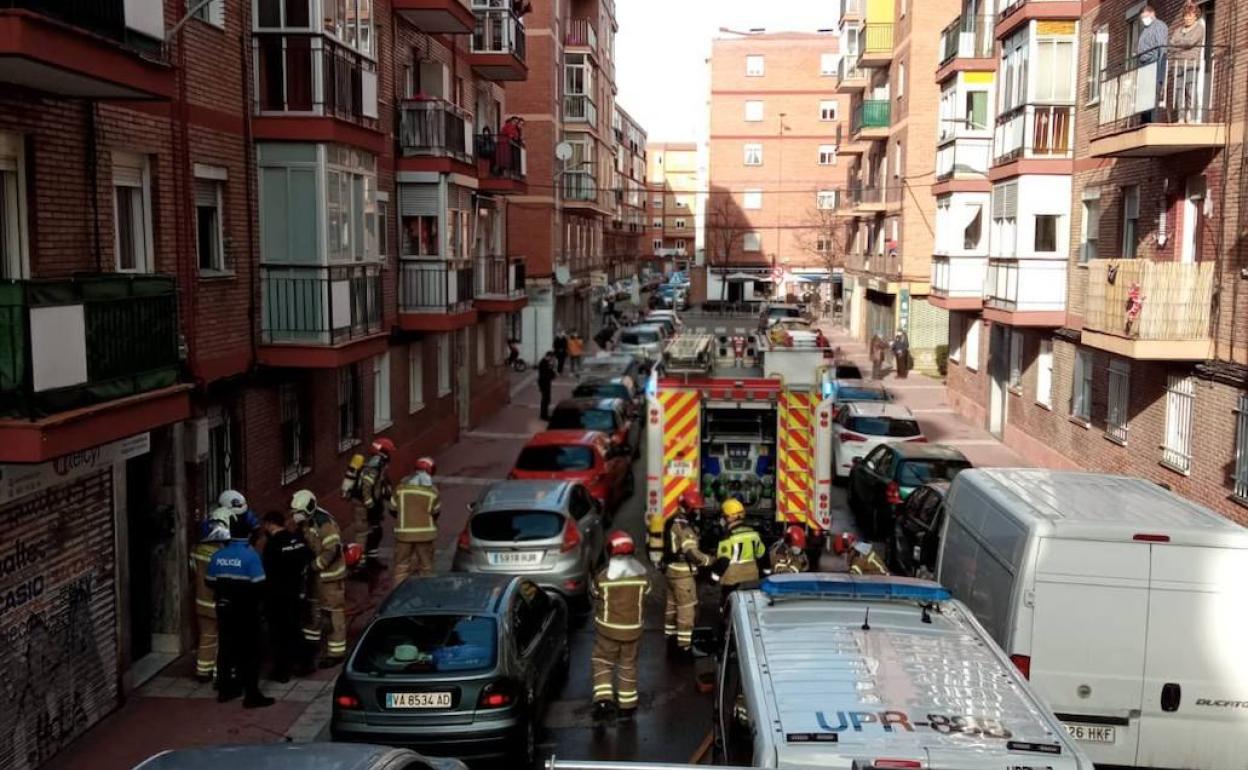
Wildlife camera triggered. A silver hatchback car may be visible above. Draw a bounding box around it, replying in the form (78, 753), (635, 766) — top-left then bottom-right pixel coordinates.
(451, 480), (605, 608)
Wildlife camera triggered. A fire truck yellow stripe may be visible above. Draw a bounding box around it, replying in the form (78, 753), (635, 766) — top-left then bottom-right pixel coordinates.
(777, 391), (815, 526)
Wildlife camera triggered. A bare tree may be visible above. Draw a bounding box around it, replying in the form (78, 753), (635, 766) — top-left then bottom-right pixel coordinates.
(794, 201), (854, 277)
(705, 190), (749, 309)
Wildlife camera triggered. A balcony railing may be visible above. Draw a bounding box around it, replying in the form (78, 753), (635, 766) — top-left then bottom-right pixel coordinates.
(471, 6), (526, 61)
(985, 258), (1066, 313)
(1097, 48), (1223, 130)
(931, 255), (988, 298)
(475, 256), (526, 298)
(399, 259), (474, 314)
(852, 99), (891, 134)
(1084, 260), (1213, 343)
(262, 263), (383, 345)
(936, 136), (992, 179)
(940, 14), (995, 64)
(254, 33), (378, 125)
(0, 274), (179, 418)
(837, 55), (866, 87)
(994, 103), (1073, 163)
(565, 17), (597, 49)
(863, 23), (894, 56)
(867, 250), (903, 278)
(563, 172), (597, 202)
(854, 186), (901, 207)
(564, 94), (598, 125)
(475, 133), (526, 180)
(399, 98), (473, 162)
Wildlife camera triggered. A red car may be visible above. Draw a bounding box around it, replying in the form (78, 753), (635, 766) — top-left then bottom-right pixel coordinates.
(509, 430), (634, 510)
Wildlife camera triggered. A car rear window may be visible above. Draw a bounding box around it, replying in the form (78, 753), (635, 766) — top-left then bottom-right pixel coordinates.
(899, 460), (971, 486)
(573, 384), (630, 401)
(835, 363), (863, 379)
(516, 445), (595, 471)
(353, 615), (496, 674)
(849, 416), (921, 437)
(769, 308), (800, 319)
(837, 386), (888, 402)
(621, 331), (658, 345)
(471, 510), (565, 542)
(548, 409), (616, 433)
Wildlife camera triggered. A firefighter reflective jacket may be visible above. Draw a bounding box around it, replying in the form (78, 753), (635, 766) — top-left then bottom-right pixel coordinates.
(591, 557), (650, 642)
(714, 523), (767, 587)
(394, 478), (441, 543)
(191, 541), (223, 616)
(664, 515), (711, 575)
(306, 509), (346, 582)
(359, 455), (393, 515)
(767, 541), (809, 575)
(848, 542), (889, 576)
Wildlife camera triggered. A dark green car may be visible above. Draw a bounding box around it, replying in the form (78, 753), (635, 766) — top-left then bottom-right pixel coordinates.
(847, 443), (971, 540)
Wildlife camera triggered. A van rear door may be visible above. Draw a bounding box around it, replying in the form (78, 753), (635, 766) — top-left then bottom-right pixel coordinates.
(1135, 544), (1248, 770)
(1029, 538), (1149, 767)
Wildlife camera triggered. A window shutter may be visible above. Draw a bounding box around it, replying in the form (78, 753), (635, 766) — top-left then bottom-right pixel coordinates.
(194, 179), (217, 207)
(399, 184), (440, 216)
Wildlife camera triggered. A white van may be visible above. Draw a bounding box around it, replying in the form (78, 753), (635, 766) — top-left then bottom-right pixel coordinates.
(936, 469), (1248, 770)
(712, 574), (1092, 769)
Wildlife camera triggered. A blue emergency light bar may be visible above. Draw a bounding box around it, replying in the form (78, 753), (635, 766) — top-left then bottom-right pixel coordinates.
(761, 573), (951, 603)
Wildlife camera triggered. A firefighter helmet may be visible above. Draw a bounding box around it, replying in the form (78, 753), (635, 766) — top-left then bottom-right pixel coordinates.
(831, 531), (858, 556)
(678, 490), (701, 513)
(371, 437), (397, 458)
(606, 530), (635, 557)
(785, 525), (808, 551)
(207, 505), (234, 525)
(290, 489), (317, 521)
(344, 543), (365, 569)
(721, 498), (746, 522)
(414, 456), (436, 475)
(218, 489), (247, 511)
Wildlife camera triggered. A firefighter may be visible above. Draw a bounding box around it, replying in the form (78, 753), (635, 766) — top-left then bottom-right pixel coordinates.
(710, 498), (767, 609)
(663, 492), (713, 656)
(847, 539), (889, 575)
(351, 438), (396, 571)
(768, 525), (810, 575)
(205, 511), (273, 708)
(590, 531), (650, 723)
(190, 512), (231, 683)
(261, 510), (314, 681)
(218, 489), (260, 534)
(392, 457), (441, 585)
(292, 490), (349, 667)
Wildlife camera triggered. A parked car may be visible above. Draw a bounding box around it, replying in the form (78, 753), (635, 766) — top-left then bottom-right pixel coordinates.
(833, 361), (863, 379)
(830, 401), (923, 481)
(331, 574), (567, 766)
(642, 315), (679, 339)
(758, 303), (803, 330)
(617, 324), (667, 368)
(452, 480), (605, 606)
(847, 443), (970, 539)
(509, 430), (634, 509)
(578, 352), (642, 386)
(644, 309), (683, 331)
(885, 480), (949, 579)
(135, 743), (465, 770)
(546, 397), (639, 457)
(572, 377), (641, 418)
(826, 378), (890, 406)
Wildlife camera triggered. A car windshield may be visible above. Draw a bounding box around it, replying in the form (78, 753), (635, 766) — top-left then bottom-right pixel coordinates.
(516, 445), (596, 471)
(621, 331), (658, 345)
(769, 308), (800, 319)
(849, 416), (921, 437)
(583, 359), (630, 376)
(838, 386), (888, 402)
(835, 363), (863, 379)
(471, 510), (565, 542)
(352, 615), (496, 674)
(899, 460), (971, 486)
(549, 409), (615, 432)
(573, 384), (630, 401)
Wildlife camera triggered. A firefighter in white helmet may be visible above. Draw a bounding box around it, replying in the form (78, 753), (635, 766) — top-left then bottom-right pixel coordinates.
(291, 490), (348, 667)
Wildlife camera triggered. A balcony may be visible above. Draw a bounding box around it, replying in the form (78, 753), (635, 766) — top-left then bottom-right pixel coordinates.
(851, 186), (901, 215)
(0, 0), (172, 99)
(983, 258), (1066, 325)
(930, 256), (987, 310)
(996, 0), (1081, 39)
(938, 14), (995, 73)
(562, 172), (598, 204)
(468, 5), (527, 81)
(935, 136), (992, 183)
(866, 250), (903, 282)
(260, 263), (385, 367)
(837, 54), (869, 93)
(393, 0), (475, 33)
(993, 103), (1073, 165)
(839, 0), (863, 24)
(1082, 260), (1214, 360)
(851, 99), (891, 140)
(398, 98), (473, 168)
(1090, 49), (1226, 158)
(474, 133), (527, 193)
(398, 259), (478, 331)
(860, 23), (895, 67)
(564, 94), (598, 126)
(565, 18), (598, 51)
(0, 274), (189, 461)
(474, 256), (527, 312)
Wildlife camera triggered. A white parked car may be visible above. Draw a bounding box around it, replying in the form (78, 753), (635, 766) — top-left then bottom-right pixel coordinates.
(830, 401), (922, 479)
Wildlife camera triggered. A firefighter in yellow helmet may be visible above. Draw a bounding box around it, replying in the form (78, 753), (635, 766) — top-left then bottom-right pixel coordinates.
(190, 511), (231, 682)
(391, 456), (441, 585)
(662, 492), (713, 656)
(710, 498), (767, 610)
(291, 490), (349, 667)
(590, 530), (651, 724)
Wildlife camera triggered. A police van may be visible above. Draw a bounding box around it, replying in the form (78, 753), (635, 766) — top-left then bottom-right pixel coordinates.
(713, 574), (1092, 769)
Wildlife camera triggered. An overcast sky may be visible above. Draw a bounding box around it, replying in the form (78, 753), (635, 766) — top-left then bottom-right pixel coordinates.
(615, 0), (835, 143)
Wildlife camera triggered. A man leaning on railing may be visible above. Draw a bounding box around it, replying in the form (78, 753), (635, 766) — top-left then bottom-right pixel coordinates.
(1136, 4), (1168, 122)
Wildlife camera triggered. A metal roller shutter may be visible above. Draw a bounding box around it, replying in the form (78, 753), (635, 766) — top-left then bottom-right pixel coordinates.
(399, 183), (440, 217)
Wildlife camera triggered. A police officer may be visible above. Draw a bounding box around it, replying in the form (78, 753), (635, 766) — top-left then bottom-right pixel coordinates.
(663, 492), (712, 656)
(261, 510), (314, 681)
(353, 438), (396, 571)
(710, 498), (767, 609)
(590, 531), (650, 723)
(205, 512), (274, 708)
(190, 511), (231, 682)
(392, 456), (441, 585)
(292, 490), (349, 667)
(768, 525), (810, 575)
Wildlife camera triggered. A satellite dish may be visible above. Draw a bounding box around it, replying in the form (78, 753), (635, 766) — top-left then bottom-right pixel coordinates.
(555, 142), (573, 162)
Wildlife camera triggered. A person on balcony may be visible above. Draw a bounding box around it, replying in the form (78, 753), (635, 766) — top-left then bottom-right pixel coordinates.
(1170, 3), (1206, 122)
(1136, 4), (1169, 121)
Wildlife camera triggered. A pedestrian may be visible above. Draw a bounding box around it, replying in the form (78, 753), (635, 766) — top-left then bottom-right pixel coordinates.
(768, 525), (810, 575)
(600, 295), (611, 325)
(538, 350), (557, 420)
(590, 531), (650, 723)
(351, 438), (396, 572)
(392, 457), (441, 585)
(205, 511), (274, 708)
(292, 490), (349, 668)
(190, 511), (231, 683)
(1136, 3), (1169, 120)
(661, 493), (713, 657)
(567, 331), (585, 374)
(261, 510), (314, 681)
(892, 331), (910, 379)
(710, 498), (767, 612)
(554, 331), (569, 374)
(1170, 2), (1206, 122)
(870, 334), (886, 380)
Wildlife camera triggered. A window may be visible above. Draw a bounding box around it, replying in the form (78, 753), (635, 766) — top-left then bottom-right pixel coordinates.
(324, 147), (379, 262)
(280, 382), (309, 484)
(1106, 358), (1129, 444)
(1080, 191), (1101, 263)
(1034, 214), (1059, 252)
(189, 0), (224, 26)
(203, 408), (234, 514)
(476, 325), (486, 374)
(652, 238), (662, 251)
(195, 177), (225, 272)
(992, 182), (1018, 258)
(1122, 185), (1140, 259)
(743, 189), (762, 210)
(408, 341), (425, 412)
(818, 145), (837, 165)
(898, 62), (906, 98)
(436, 332), (452, 396)
(816, 237), (832, 253)
(675, 219), (686, 228)
(1162, 375), (1195, 473)
(338, 364), (361, 450)
(965, 317), (981, 371)
(675, 239), (686, 251)
(746, 55), (765, 76)
(743, 232), (762, 252)
(1071, 348), (1093, 421)
(1009, 330), (1024, 391)
(1035, 39), (1075, 102)
(0, 132), (29, 280)
(819, 100), (839, 121)
(652, 196), (662, 209)
(964, 205), (984, 251)
(373, 352), (391, 430)
(651, 217), (661, 228)
(1036, 338), (1053, 407)
(1234, 394), (1248, 501)
(744, 100), (764, 122)
(894, 141), (903, 177)
(966, 90), (989, 130)
(820, 52), (838, 76)
(1126, 11), (1143, 62)
(1088, 27), (1108, 103)
(816, 190), (837, 210)
(949, 313), (963, 363)
(113, 153), (153, 272)
(377, 193), (389, 257)
(743, 143), (763, 166)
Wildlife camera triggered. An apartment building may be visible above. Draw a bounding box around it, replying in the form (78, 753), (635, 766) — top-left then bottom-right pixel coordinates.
(645, 142), (702, 275)
(606, 105), (647, 282)
(836, 0), (958, 371)
(705, 30), (851, 308)
(942, 0), (1248, 524)
(0, 2), (528, 760)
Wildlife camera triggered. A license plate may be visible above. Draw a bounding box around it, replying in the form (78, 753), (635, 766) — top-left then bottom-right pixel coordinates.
(1063, 723), (1117, 743)
(386, 691), (452, 709)
(488, 550), (543, 565)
